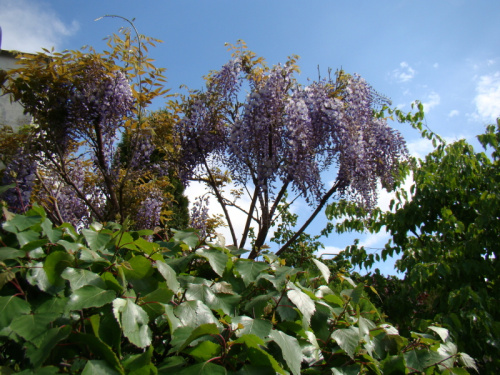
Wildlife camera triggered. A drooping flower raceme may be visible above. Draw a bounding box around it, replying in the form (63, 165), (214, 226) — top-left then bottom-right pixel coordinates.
(1, 147), (37, 213)
(68, 63), (135, 167)
(178, 57), (407, 211)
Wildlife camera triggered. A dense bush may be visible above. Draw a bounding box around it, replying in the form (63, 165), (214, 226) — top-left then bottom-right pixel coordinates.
(0, 206), (476, 374)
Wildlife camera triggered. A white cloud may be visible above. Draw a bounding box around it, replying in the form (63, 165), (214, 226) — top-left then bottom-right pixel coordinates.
(0, 0), (79, 53)
(316, 245), (344, 259)
(391, 61), (416, 83)
(474, 72), (500, 122)
(421, 91), (440, 113)
(448, 109), (459, 118)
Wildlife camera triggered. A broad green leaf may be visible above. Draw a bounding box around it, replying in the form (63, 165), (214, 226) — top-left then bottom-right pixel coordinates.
(57, 240), (84, 254)
(68, 285), (116, 310)
(82, 228), (112, 251)
(287, 283), (316, 326)
(25, 325), (71, 368)
(331, 326), (360, 359)
(231, 316), (272, 339)
(176, 361), (226, 375)
(428, 326), (450, 342)
(10, 312), (60, 342)
(331, 365), (362, 375)
(174, 300), (221, 328)
(82, 360), (121, 375)
(312, 258), (331, 282)
(0, 295), (31, 332)
(72, 333), (124, 374)
(164, 304), (182, 332)
(156, 260), (180, 292)
(233, 333), (266, 348)
(17, 230), (40, 247)
(2, 214), (41, 233)
(195, 248), (228, 277)
(157, 356), (186, 373)
(185, 340), (221, 362)
(0, 247), (26, 260)
(16, 366), (60, 375)
(185, 283), (240, 315)
(112, 298), (152, 348)
(268, 329), (302, 375)
(172, 229), (200, 250)
(0, 269), (16, 289)
(457, 352), (478, 372)
(41, 218), (62, 243)
(62, 267), (107, 290)
(380, 354), (406, 374)
(140, 284), (172, 319)
(122, 345), (155, 374)
(176, 323), (219, 352)
(246, 346), (286, 375)
(43, 250), (74, 287)
(122, 255), (153, 280)
(234, 260), (269, 287)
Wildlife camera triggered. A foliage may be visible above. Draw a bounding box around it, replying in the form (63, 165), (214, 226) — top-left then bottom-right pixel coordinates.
(0, 28), (184, 232)
(327, 115), (500, 372)
(0, 207), (476, 374)
(175, 40), (408, 258)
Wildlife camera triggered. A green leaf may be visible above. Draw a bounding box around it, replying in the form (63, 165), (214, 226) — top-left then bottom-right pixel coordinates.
(25, 325), (71, 369)
(232, 316), (272, 339)
(176, 362), (226, 375)
(172, 229), (200, 250)
(380, 354), (406, 374)
(0, 247), (26, 260)
(184, 340), (221, 361)
(112, 298), (152, 348)
(331, 326), (360, 359)
(156, 260), (180, 292)
(312, 258), (331, 282)
(268, 329), (302, 375)
(428, 326), (450, 342)
(43, 250), (74, 287)
(122, 345), (155, 374)
(122, 255), (154, 280)
(16, 230), (40, 247)
(41, 218), (61, 243)
(234, 260), (269, 287)
(287, 283), (316, 326)
(246, 346), (286, 375)
(62, 267), (107, 290)
(68, 285), (116, 310)
(72, 333), (124, 374)
(10, 312), (60, 342)
(195, 248), (228, 277)
(3, 214), (41, 233)
(0, 295), (31, 332)
(82, 228), (112, 251)
(174, 300), (221, 328)
(82, 360), (121, 375)
(185, 283), (240, 315)
(174, 323), (219, 352)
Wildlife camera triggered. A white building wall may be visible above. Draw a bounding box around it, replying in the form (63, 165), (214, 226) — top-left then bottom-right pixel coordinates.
(0, 50), (32, 131)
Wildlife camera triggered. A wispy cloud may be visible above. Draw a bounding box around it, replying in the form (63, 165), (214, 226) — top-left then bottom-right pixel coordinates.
(474, 71), (500, 122)
(422, 91), (440, 113)
(448, 109), (459, 118)
(0, 0), (79, 53)
(391, 62), (416, 83)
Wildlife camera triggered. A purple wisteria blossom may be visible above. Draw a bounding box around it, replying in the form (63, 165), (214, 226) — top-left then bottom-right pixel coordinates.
(68, 63), (134, 166)
(134, 187), (163, 230)
(190, 195), (210, 240)
(176, 53), (407, 255)
(1, 147), (37, 213)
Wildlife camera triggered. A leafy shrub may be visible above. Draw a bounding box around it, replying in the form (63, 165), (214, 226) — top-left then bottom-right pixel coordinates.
(0, 207), (475, 374)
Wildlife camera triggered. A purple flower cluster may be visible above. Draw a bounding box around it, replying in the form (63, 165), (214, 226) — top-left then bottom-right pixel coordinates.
(1, 147), (37, 213)
(134, 187), (163, 230)
(129, 129), (155, 170)
(178, 58), (407, 210)
(68, 63), (134, 165)
(190, 195), (210, 239)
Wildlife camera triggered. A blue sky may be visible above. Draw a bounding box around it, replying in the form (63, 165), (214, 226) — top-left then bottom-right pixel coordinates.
(2, 0), (500, 274)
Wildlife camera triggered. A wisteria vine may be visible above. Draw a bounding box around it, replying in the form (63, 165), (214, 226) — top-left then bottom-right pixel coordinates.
(177, 50), (407, 257)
